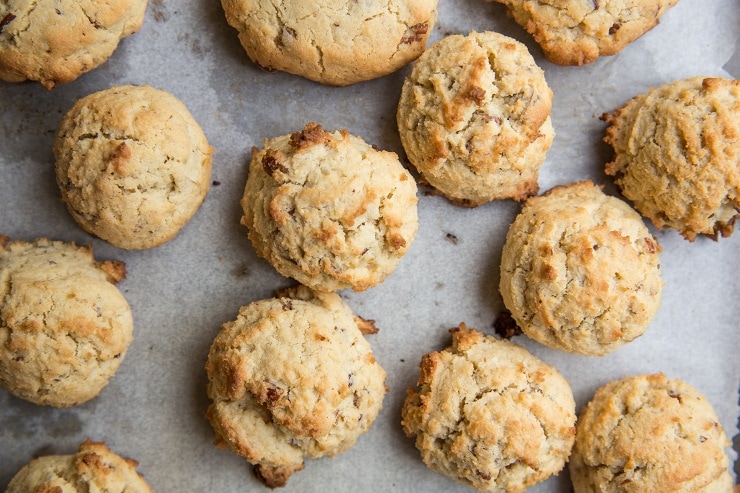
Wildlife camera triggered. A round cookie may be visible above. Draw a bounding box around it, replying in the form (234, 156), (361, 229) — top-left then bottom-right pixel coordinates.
(54, 85), (214, 250)
(241, 122), (418, 292)
(205, 286), (387, 487)
(0, 0), (147, 89)
(402, 323), (576, 493)
(7, 439), (151, 492)
(0, 237), (133, 407)
(604, 76), (740, 241)
(499, 181), (663, 356)
(487, 0), (679, 66)
(220, 0), (438, 86)
(569, 373), (733, 492)
(397, 31), (554, 207)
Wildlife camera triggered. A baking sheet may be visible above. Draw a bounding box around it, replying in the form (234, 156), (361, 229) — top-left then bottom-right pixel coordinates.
(0, 0), (738, 491)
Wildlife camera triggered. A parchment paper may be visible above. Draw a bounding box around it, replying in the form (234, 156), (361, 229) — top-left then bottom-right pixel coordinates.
(1, 1), (738, 491)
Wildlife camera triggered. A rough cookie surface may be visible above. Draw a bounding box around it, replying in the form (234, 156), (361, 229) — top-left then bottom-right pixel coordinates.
(397, 31), (554, 206)
(604, 76), (740, 241)
(0, 0), (147, 89)
(499, 181), (663, 356)
(54, 85), (214, 250)
(221, 0), (438, 85)
(402, 324), (576, 492)
(7, 439), (151, 493)
(241, 122), (418, 292)
(487, 0), (679, 66)
(570, 373), (733, 492)
(205, 286), (387, 487)
(0, 237), (133, 407)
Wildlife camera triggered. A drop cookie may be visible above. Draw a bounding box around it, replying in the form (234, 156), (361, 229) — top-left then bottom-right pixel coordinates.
(569, 373), (733, 492)
(0, 237), (133, 407)
(397, 31), (554, 206)
(54, 85), (214, 250)
(220, 0), (438, 85)
(402, 323), (576, 492)
(205, 286), (387, 487)
(6, 439), (151, 492)
(241, 122), (418, 292)
(604, 76), (740, 241)
(486, 0), (679, 66)
(499, 181), (663, 356)
(0, 0), (147, 89)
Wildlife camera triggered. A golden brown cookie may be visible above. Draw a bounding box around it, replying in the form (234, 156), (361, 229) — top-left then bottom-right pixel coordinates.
(604, 76), (740, 241)
(0, 237), (133, 407)
(499, 181), (663, 356)
(487, 0), (680, 66)
(54, 85), (214, 250)
(0, 0), (147, 89)
(205, 286), (387, 487)
(569, 373), (733, 492)
(6, 439), (151, 492)
(397, 31), (554, 206)
(402, 323), (576, 492)
(221, 0), (438, 85)
(241, 122), (418, 292)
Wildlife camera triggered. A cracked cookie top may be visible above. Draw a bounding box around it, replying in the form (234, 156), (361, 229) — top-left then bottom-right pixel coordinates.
(604, 76), (740, 241)
(499, 181), (663, 356)
(0, 237), (133, 407)
(54, 85), (214, 250)
(7, 439), (151, 492)
(402, 323), (576, 493)
(0, 0), (147, 89)
(487, 0), (679, 66)
(221, 0), (438, 85)
(397, 31), (554, 206)
(205, 285), (387, 488)
(569, 373), (733, 492)
(241, 122), (418, 292)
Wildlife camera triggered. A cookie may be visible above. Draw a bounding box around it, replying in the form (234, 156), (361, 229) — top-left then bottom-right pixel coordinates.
(0, 0), (147, 89)
(205, 286), (386, 487)
(499, 181), (663, 356)
(6, 439), (151, 492)
(0, 237), (133, 407)
(604, 76), (740, 241)
(402, 323), (576, 493)
(487, 0), (679, 66)
(54, 85), (214, 250)
(569, 373), (733, 492)
(241, 122), (418, 292)
(397, 31), (554, 206)
(220, 0), (438, 86)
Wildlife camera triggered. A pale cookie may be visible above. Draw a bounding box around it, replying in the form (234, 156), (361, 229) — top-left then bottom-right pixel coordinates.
(487, 0), (679, 66)
(397, 31), (554, 206)
(402, 323), (576, 493)
(54, 85), (214, 250)
(0, 0), (147, 89)
(205, 286), (386, 487)
(6, 439), (151, 493)
(221, 0), (438, 86)
(0, 237), (133, 407)
(499, 181), (663, 356)
(604, 76), (740, 241)
(241, 122), (418, 292)
(570, 373), (733, 492)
